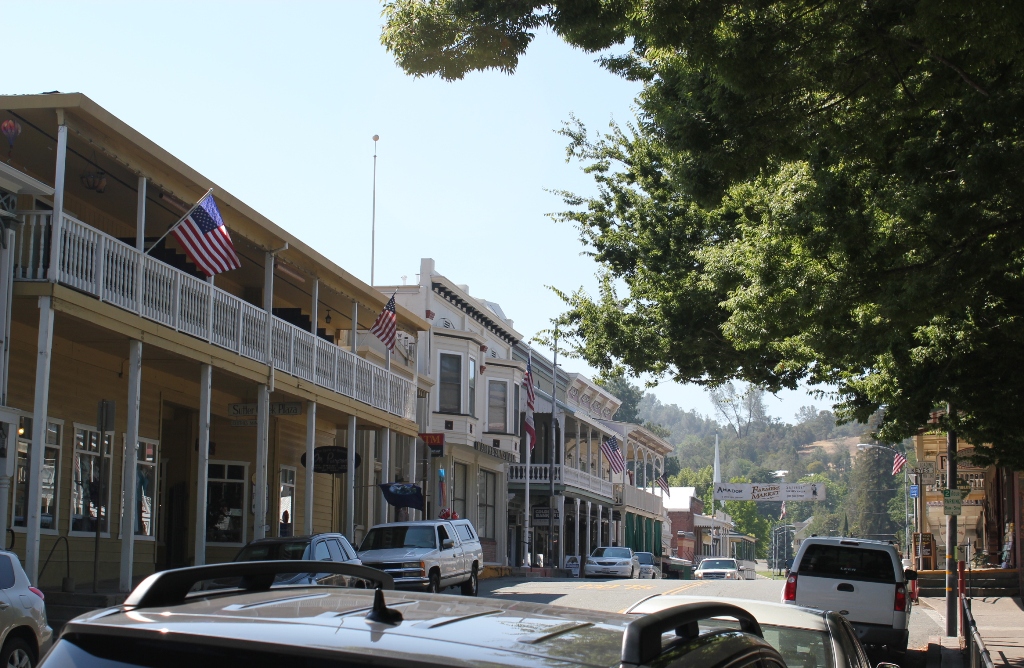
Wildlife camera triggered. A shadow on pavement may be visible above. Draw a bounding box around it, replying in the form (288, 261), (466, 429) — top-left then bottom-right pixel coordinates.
(483, 592), (564, 605)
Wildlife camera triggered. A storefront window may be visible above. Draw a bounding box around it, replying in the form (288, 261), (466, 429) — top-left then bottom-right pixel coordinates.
(439, 353), (461, 413)
(487, 380), (508, 433)
(131, 439), (159, 537)
(13, 417), (61, 530)
(207, 462), (246, 544)
(477, 470), (496, 538)
(279, 467), (296, 537)
(71, 426), (112, 534)
(453, 462), (467, 520)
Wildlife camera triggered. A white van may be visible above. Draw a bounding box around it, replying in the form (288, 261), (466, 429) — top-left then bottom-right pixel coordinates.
(783, 537), (916, 654)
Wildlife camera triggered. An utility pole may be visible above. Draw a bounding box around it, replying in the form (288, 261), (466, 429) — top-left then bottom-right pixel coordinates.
(945, 403), (958, 637)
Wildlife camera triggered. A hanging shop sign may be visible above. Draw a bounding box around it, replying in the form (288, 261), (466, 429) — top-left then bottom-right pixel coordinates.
(473, 440), (517, 462)
(228, 402), (302, 417)
(300, 446), (360, 474)
(420, 433), (445, 458)
(532, 507), (561, 525)
(713, 482), (826, 502)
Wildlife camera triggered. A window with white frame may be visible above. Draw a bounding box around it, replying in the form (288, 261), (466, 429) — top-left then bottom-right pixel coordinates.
(513, 384), (520, 436)
(70, 425), (113, 534)
(122, 437), (159, 538)
(487, 380), (508, 433)
(279, 466), (296, 537)
(477, 469), (496, 539)
(207, 462), (247, 544)
(439, 353), (462, 413)
(13, 416), (62, 531)
(468, 359), (477, 417)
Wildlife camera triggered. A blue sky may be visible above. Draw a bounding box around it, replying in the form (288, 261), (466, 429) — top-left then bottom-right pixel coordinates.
(7, 1), (825, 423)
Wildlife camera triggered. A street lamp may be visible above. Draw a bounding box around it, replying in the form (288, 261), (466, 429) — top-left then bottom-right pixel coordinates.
(857, 443), (910, 554)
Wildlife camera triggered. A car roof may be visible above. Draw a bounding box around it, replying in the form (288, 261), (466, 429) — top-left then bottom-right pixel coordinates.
(369, 521), (450, 528)
(627, 595), (830, 632)
(243, 534), (342, 545)
(799, 536), (897, 549)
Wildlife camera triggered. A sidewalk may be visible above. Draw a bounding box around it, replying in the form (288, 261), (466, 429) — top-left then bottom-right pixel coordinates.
(917, 596), (1024, 668)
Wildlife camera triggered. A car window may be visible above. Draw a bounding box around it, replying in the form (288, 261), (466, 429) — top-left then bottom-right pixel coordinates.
(337, 536), (356, 560)
(699, 559), (737, 570)
(360, 526), (437, 550)
(437, 525), (451, 545)
(637, 553), (654, 565)
(0, 555), (14, 589)
(456, 525), (474, 541)
(702, 620), (834, 668)
(593, 547), (632, 559)
(835, 616), (871, 668)
(313, 541), (331, 561)
(326, 539), (344, 561)
(798, 545), (896, 583)
(234, 541), (310, 562)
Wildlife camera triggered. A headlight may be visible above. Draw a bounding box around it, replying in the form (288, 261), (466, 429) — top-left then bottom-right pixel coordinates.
(586, 558), (595, 564)
(401, 561), (425, 574)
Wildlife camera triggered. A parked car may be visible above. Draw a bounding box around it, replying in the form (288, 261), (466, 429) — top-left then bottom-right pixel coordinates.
(230, 533), (361, 586)
(43, 561), (788, 668)
(357, 520), (483, 595)
(628, 595), (884, 668)
(583, 546), (642, 578)
(0, 551), (51, 668)
(695, 557), (744, 580)
(635, 551), (661, 579)
(784, 536), (916, 654)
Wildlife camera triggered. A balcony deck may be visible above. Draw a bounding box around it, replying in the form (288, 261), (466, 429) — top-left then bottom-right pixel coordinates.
(13, 211), (415, 420)
(507, 463), (615, 501)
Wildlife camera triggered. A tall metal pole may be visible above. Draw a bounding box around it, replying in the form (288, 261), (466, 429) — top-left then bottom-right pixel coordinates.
(549, 328), (559, 568)
(524, 354), (532, 567)
(371, 135), (379, 286)
(945, 403), (958, 637)
(904, 462), (910, 554)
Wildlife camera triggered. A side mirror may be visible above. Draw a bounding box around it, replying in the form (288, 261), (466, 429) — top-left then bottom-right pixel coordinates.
(904, 570), (918, 581)
(442, 539), (455, 550)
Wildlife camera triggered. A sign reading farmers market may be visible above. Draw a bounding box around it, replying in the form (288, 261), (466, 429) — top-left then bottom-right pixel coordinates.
(713, 482), (826, 502)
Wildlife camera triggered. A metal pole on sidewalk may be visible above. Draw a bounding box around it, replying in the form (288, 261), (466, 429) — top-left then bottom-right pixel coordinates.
(945, 403), (958, 637)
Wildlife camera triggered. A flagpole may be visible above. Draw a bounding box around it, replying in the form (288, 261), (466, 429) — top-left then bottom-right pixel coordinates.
(371, 135), (378, 285)
(145, 188), (213, 255)
(524, 353), (531, 568)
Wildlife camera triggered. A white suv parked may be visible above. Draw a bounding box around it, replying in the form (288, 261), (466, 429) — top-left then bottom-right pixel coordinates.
(783, 537), (916, 654)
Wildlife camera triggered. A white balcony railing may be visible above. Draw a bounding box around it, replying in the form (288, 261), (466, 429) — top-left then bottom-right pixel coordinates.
(507, 464), (615, 500)
(619, 483), (664, 515)
(12, 212), (415, 421)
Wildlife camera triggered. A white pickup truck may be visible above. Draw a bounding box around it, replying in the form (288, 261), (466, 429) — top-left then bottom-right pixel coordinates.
(357, 519), (484, 596)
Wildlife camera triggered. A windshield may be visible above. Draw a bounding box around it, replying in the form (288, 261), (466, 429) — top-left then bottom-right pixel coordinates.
(636, 553), (654, 565)
(798, 544), (895, 583)
(235, 540), (309, 561)
(592, 547), (632, 559)
(699, 559), (737, 570)
(359, 526), (437, 551)
(702, 620), (834, 668)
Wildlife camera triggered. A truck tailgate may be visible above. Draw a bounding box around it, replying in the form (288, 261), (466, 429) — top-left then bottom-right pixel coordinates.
(796, 574), (895, 626)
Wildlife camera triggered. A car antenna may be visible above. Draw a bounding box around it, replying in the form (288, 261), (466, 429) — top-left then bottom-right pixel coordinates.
(365, 586), (404, 625)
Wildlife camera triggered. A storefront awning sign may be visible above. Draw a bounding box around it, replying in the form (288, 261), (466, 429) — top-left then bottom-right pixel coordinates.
(713, 482), (826, 502)
(300, 446), (360, 474)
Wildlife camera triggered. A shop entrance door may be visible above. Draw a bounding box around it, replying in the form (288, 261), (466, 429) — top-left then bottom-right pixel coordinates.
(157, 404), (194, 570)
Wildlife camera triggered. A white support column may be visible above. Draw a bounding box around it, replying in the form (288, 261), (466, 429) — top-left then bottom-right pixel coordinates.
(194, 363), (212, 565)
(574, 497), (581, 558)
(346, 415), (356, 539)
(574, 420), (580, 471)
(254, 383), (270, 539)
(556, 494), (565, 568)
(596, 504), (603, 548)
(25, 296), (55, 585)
(310, 279), (319, 334)
(304, 401), (316, 536)
(379, 428), (391, 524)
(584, 501), (592, 556)
(408, 432), (418, 522)
(119, 340), (142, 592)
(351, 300), (359, 353)
(47, 119), (67, 281)
(135, 177), (147, 251)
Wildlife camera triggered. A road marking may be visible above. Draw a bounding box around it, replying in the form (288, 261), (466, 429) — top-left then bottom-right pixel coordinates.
(662, 583), (703, 596)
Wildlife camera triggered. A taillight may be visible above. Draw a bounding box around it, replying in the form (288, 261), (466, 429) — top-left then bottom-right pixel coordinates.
(28, 586), (44, 600)
(784, 574), (798, 601)
(894, 584), (906, 612)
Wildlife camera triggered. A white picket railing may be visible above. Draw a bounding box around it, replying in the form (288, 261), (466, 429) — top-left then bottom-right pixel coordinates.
(508, 464), (615, 500)
(620, 483), (664, 515)
(14, 211), (415, 420)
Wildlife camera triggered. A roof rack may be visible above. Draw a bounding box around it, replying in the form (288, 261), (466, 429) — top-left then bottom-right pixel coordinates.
(621, 602), (763, 666)
(123, 561), (394, 609)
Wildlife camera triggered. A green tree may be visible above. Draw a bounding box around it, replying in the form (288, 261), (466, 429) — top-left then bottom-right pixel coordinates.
(850, 448), (898, 541)
(382, 1), (1024, 468)
(594, 371), (643, 423)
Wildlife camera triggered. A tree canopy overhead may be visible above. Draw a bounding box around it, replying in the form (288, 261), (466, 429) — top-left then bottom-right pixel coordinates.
(382, 1), (1024, 467)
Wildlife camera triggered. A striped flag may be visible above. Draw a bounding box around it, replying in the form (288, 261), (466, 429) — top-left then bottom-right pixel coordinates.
(601, 436), (626, 474)
(657, 475), (670, 496)
(780, 500), (787, 519)
(369, 292), (398, 351)
(523, 359), (536, 450)
(892, 452), (907, 475)
(170, 191), (241, 277)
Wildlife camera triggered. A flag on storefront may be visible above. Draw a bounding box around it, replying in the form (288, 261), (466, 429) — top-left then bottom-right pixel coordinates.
(378, 482), (424, 511)
(656, 475), (670, 496)
(892, 452), (907, 475)
(780, 500), (787, 519)
(523, 358), (536, 450)
(602, 436), (625, 474)
(168, 190), (241, 277)
(369, 291), (398, 351)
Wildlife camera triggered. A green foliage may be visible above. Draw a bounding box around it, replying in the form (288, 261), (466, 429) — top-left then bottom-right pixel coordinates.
(382, 0), (1024, 468)
(594, 371), (644, 423)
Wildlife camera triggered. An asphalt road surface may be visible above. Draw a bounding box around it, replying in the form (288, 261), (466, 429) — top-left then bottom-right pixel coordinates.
(480, 575), (943, 667)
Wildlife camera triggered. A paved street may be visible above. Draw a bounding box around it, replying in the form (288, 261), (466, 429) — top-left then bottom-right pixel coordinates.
(481, 576), (945, 667)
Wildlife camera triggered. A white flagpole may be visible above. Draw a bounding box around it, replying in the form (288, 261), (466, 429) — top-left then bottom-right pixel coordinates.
(145, 188), (213, 255)
(524, 353), (532, 568)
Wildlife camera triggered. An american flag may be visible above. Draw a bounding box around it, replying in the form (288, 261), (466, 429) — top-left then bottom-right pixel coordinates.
(170, 191), (241, 277)
(601, 436), (626, 474)
(523, 359), (536, 451)
(780, 500), (787, 519)
(893, 452), (907, 475)
(369, 292), (398, 351)
(657, 475), (670, 496)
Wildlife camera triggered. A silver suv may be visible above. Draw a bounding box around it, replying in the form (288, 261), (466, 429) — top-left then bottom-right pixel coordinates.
(358, 520), (483, 595)
(0, 550), (51, 668)
(783, 536), (916, 654)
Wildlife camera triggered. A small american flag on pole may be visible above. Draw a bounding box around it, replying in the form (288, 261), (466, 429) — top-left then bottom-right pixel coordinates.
(170, 191), (241, 277)
(601, 436), (626, 474)
(892, 452), (907, 475)
(523, 359), (536, 450)
(369, 292), (398, 351)
(657, 475), (670, 496)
